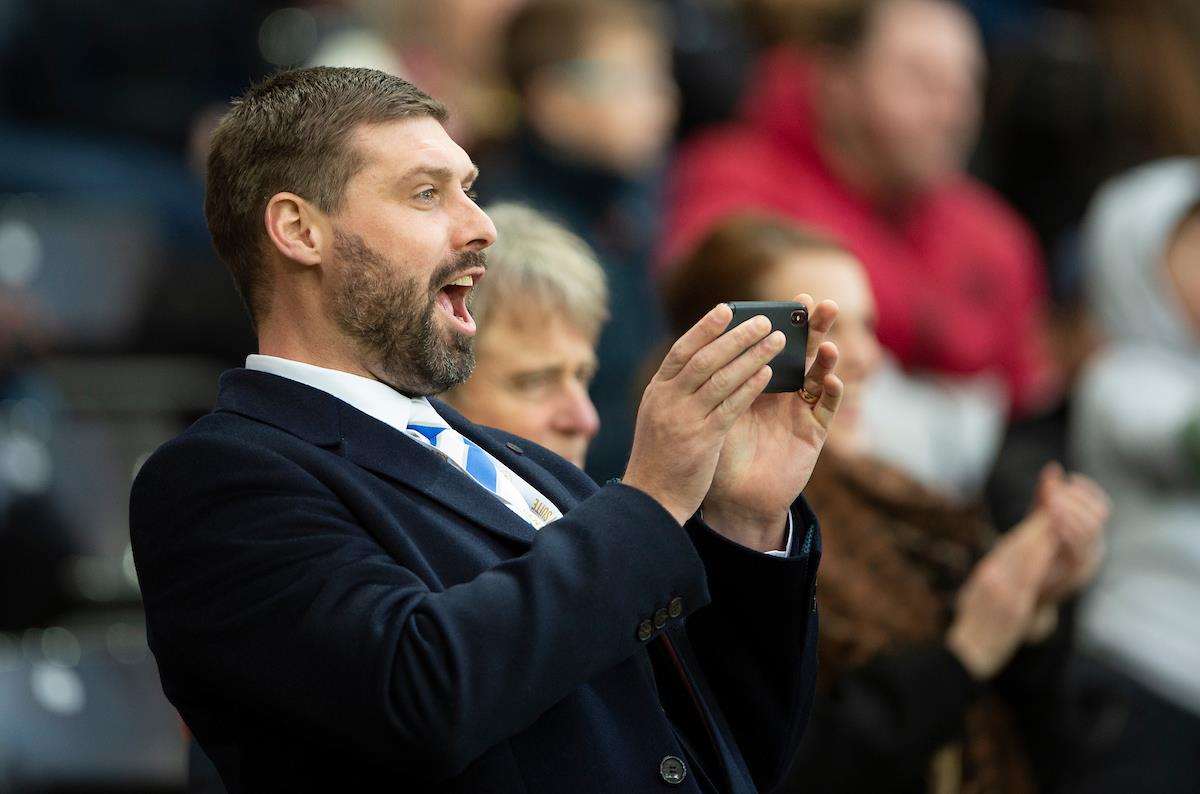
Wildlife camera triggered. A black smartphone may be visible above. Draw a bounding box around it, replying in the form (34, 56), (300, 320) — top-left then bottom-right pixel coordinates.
(725, 301), (809, 393)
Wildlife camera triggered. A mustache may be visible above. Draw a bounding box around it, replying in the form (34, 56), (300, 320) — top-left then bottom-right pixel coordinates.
(429, 250), (487, 292)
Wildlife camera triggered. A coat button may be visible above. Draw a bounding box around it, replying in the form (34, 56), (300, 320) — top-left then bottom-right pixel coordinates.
(653, 608), (669, 628)
(637, 619), (654, 642)
(505, 441), (523, 454)
(668, 597), (683, 619)
(660, 755), (687, 785)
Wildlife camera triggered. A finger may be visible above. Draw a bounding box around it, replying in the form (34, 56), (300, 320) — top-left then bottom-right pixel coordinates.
(1049, 501), (1093, 555)
(711, 364), (773, 429)
(677, 312), (774, 393)
(801, 340), (839, 400)
(812, 372), (844, 429)
(1059, 486), (1109, 530)
(695, 329), (786, 410)
(795, 295), (838, 369)
(658, 303), (734, 381)
(1035, 461), (1065, 505)
(1068, 473), (1112, 515)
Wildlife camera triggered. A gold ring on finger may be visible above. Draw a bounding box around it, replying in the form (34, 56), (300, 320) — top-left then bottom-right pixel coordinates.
(799, 387), (821, 405)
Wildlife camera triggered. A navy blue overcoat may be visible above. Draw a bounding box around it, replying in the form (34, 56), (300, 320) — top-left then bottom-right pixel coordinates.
(130, 368), (821, 793)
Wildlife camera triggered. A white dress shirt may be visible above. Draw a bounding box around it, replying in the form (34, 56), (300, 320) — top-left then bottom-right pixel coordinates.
(245, 355), (792, 554)
(246, 354), (561, 528)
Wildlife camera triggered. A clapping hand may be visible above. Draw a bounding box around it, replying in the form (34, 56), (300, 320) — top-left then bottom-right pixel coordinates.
(1033, 462), (1110, 604)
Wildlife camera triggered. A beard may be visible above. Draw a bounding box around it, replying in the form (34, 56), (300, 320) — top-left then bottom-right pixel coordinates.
(330, 230), (484, 396)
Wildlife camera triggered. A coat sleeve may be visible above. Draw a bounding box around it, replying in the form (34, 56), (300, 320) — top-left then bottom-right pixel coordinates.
(130, 433), (710, 781)
(680, 499), (823, 792)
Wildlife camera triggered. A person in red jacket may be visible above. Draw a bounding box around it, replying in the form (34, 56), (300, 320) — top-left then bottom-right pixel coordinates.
(660, 0), (1059, 417)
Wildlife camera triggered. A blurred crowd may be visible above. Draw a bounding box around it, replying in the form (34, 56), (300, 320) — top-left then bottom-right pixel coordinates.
(1, 0), (1198, 791)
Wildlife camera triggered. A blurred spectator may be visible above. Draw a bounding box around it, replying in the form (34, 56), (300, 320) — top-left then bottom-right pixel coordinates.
(661, 0), (1060, 423)
(443, 204), (606, 468)
(309, 0), (528, 148)
(970, 0), (1200, 534)
(664, 215), (1109, 794)
(1066, 159), (1200, 791)
(479, 0), (679, 481)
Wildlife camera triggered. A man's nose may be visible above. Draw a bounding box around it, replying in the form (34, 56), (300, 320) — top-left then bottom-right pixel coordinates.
(554, 383), (600, 440)
(455, 194), (497, 252)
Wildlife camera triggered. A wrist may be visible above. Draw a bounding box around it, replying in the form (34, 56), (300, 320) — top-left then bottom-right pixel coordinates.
(700, 499), (789, 552)
(945, 624), (997, 682)
(618, 474), (690, 526)
(1025, 604), (1059, 643)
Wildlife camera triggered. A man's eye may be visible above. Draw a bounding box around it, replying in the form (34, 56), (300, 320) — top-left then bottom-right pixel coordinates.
(514, 373), (552, 392)
(416, 188), (437, 202)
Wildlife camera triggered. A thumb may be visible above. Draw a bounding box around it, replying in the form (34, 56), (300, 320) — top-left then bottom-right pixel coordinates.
(1036, 461), (1065, 506)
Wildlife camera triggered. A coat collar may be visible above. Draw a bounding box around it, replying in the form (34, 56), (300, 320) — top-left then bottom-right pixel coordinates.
(215, 368), (578, 548)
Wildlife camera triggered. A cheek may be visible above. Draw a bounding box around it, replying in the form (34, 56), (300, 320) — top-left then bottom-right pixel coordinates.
(514, 404), (565, 446)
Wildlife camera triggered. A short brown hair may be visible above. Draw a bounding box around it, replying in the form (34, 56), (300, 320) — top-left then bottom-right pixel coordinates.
(663, 214), (847, 336)
(204, 67), (447, 324)
(503, 0), (664, 95)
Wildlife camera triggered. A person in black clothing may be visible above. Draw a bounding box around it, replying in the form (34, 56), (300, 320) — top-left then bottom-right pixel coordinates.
(478, 0), (679, 482)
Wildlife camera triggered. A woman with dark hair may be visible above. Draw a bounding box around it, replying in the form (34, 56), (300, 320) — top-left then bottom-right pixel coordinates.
(663, 214), (1110, 794)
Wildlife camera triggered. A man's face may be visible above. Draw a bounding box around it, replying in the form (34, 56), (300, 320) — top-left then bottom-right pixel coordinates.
(842, 0), (984, 194)
(531, 23), (678, 175)
(449, 310), (600, 468)
(326, 117), (497, 394)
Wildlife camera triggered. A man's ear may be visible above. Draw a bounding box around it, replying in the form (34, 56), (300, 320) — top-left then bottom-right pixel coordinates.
(264, 192), (327, 267)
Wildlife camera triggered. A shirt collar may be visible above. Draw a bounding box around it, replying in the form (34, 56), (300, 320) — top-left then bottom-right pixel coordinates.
(245, 354), (446, 434)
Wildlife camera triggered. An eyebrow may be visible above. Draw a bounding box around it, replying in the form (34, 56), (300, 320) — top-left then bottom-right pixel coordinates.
(399, 163), (480, 186)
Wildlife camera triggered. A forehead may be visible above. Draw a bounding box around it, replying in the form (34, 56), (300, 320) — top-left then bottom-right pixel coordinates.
(582, 21), (666, 60)
(479, 309), (598, 363)
(769, 251), (875, 312)
(869, 0), (982, 68)
(349, 116), (475, 185)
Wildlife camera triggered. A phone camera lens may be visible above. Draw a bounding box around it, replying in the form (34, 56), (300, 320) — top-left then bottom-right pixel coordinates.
(791, 309), (806, 325)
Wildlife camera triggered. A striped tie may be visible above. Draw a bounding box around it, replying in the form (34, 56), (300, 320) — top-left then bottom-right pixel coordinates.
(406, 419), (561, 529)
(408, 423), (499, 495)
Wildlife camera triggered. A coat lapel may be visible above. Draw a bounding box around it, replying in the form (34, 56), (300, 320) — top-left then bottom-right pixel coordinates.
(335, 404), (539, 547)
(215, 369), (538, 547)
(432, 398), (583, 515)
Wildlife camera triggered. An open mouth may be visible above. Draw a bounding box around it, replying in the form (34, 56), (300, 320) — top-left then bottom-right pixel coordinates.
(435, 269), (484, 336)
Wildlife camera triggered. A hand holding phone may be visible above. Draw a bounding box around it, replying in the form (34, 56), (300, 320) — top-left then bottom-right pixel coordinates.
(725, 301), (809, 393)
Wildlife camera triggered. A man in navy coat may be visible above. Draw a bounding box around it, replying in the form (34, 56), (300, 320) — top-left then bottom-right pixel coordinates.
(129, 66), (845, 793)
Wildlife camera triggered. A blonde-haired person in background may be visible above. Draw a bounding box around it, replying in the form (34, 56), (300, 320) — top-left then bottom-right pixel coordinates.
(442, 203), (606, 469)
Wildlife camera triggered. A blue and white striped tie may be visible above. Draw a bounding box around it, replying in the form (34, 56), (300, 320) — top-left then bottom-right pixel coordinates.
(407, 421), (559, 529)
(408, 423), (500, 495)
